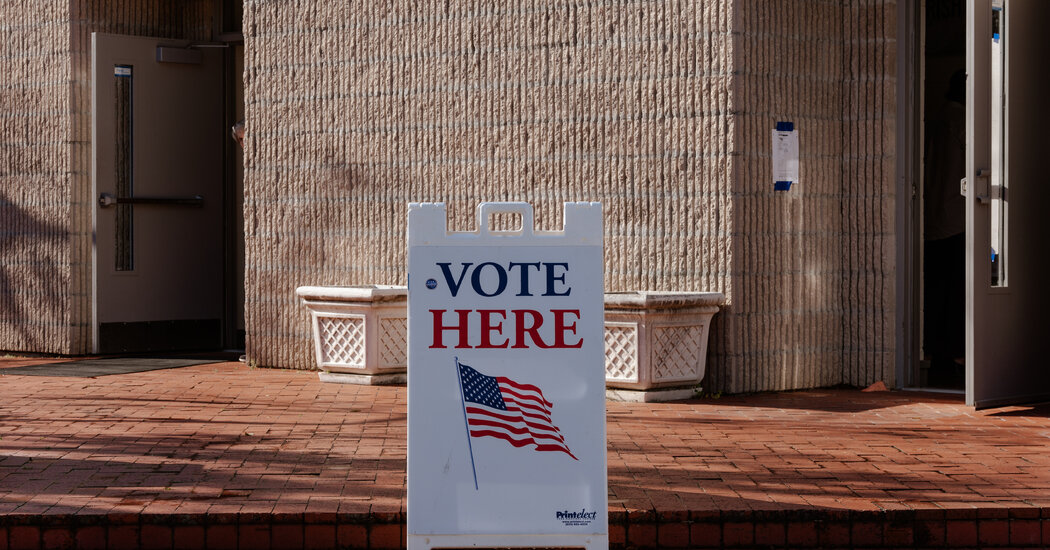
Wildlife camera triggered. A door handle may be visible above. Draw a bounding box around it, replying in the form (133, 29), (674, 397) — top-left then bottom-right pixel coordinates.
(98, 192), (204, 208)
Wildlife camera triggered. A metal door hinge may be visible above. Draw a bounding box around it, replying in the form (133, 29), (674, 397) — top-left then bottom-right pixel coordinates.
(974, 169), (991, 204)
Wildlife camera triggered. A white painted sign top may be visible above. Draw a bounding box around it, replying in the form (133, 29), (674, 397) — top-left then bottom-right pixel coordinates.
(407, 202), (607, 550)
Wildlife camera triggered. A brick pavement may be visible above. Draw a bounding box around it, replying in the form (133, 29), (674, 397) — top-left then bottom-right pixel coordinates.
(2, 357), (1050, 548)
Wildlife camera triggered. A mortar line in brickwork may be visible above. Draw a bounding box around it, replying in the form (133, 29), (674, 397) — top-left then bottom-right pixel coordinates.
(0, 110), (70, 120)
(248, 69), (734, 102)
(252, 24), (730, 48)
(307, 109), (734, 134)
(246, 152), (735, 171)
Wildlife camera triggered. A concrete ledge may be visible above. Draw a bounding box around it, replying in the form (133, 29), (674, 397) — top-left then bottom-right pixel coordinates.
(606, 386), (698, 403)
(604, 290), (724, 311)
(318, 371), (406, 386)
(294, 284), (407, 303)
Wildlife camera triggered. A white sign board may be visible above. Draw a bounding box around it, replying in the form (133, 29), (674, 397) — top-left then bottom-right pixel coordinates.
(407, 202), (607, 550)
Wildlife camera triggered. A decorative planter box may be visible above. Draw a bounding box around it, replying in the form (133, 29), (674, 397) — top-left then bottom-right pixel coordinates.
(295, 285), (408, 385)
(296, 285), (722, 397)
(604, 291), (724, 402)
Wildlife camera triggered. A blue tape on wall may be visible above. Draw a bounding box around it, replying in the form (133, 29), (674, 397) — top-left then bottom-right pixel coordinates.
(774, 181), (792, 191)
(992, 6), (1002, 42)
(775, 121), (794, 132)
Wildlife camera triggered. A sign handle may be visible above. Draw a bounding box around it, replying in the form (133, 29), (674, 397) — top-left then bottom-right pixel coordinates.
(454, 356), (479, 491)
(477, 202), (534, 237)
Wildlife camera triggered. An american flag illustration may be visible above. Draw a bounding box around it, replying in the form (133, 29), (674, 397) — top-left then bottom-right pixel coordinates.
(457, 361), (577, 461)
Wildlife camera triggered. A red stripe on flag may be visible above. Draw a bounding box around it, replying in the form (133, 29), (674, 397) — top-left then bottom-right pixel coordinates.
(496, 377), (553, 407)
(468, 429), (577, 460)
(503, 398), (552, 421)
(465, 406), (567, 443)
(498, 384), (553, 409)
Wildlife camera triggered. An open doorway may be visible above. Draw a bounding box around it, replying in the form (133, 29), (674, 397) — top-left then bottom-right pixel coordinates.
(89, 2), (245, 355)
(222, 0), (246, 351)
(919, 0), (966, 390)
(903, 0), (1050, 404)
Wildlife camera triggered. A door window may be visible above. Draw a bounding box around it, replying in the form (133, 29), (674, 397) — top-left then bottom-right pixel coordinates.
(114, 65), (134, 271)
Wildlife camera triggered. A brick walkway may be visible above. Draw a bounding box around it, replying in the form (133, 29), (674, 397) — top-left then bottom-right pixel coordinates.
(2, 358), (1050, 549)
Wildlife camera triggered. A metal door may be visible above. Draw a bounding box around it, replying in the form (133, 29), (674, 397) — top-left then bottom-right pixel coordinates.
(964, 1), (1050, 407)
(92, 33), (224, 353)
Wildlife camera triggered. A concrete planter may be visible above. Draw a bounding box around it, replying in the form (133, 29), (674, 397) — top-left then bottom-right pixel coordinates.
(604, 291), (724, 402)
(296, 286), (722, 397)
(295, 285), (408, 385)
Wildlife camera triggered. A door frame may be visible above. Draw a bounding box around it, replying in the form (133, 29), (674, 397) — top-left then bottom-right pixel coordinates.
(964, 0), (990, 406)
(221, 36), (245, 351)
(896, 0), (925, 389)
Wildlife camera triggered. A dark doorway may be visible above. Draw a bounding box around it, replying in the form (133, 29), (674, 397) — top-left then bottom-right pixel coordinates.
(220, 0), (246, 351)
(91, 1), (245, 354)
(920, 0), (966, 390)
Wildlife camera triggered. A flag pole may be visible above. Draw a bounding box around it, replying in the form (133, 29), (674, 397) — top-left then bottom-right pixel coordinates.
(455, 356), (479, 490)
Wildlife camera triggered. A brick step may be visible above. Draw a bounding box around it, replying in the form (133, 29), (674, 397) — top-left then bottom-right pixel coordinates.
(2, 508), (1048, 549)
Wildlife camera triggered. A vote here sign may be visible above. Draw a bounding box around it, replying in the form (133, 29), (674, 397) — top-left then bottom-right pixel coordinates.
(407, 202), (607, 550)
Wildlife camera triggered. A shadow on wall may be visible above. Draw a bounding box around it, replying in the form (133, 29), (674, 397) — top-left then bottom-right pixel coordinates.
(0, 193), (69, 351)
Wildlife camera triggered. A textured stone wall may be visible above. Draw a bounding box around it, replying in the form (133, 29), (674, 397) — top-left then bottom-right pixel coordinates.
(717, 0), (897, 392)
(0, 1), (73, 353)
(2, 1), (897, 392)
(243, 1), (896, 393)
(242, 1), (738, 371)
(0, 1), (216, 354)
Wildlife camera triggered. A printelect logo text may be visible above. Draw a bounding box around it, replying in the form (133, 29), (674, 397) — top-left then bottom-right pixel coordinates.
(556, 509), (598, 520)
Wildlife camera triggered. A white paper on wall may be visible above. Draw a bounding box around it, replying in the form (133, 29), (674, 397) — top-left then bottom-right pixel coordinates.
(772, 127), (799, 190)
